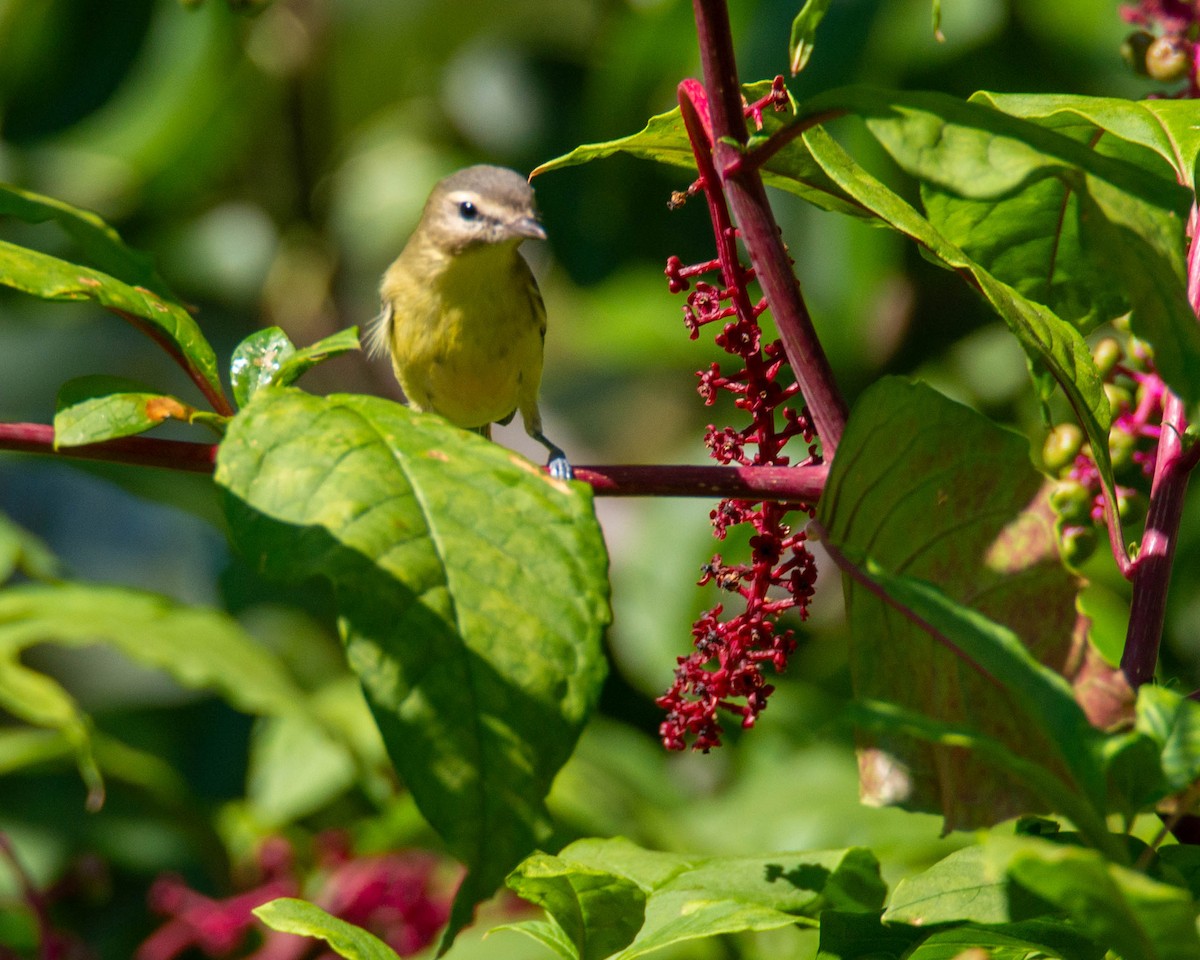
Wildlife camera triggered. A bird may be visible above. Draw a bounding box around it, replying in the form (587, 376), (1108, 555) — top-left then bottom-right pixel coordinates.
(367, 164), (571, 480)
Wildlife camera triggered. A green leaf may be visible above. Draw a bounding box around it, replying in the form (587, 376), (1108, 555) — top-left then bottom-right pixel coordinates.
(973, 93), (1200, 189)
(886, 846), (1009, 926)
(0, 513), (58, 584)
(797, 129), (1122, 551)
(788, 0), (832, 74)
(504, 852), (647, 960)
(230, 327), (362, 409)
(215, 389), (610, 943)
(504, 838), (885, 960)
(253, 898), (400, 960)
(994, 837), (1200, 960)
(271, 326), (361, 389)
(907, 924), (1095, 960)
(0, 181), (174, 297)
(0, 582), (305, 718)
(0, 239), (226, 410)
(532, 82), (868, 222)
(54, 375), (200, 447)
(0, 651), (102, 808)
(816, 910), (921, 960)
(230, 327), (297, 408)
(1133, 685), (1200, 793)
(792, 86), (1198, 405)
(816, 378), (1112, 843)
(0, 580), (303, 810)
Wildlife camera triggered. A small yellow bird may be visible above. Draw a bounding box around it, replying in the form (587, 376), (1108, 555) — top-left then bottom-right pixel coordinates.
(368, 165), (570, 479)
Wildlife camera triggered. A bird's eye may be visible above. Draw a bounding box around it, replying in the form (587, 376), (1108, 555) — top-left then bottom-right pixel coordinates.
(458, 201), (478, 220)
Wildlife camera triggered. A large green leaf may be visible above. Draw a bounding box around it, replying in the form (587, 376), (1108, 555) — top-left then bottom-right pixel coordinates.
(0, 581), (303, 806)
(993, 837), (1200, 960)
(815, 378), (1110, 838)
(1132, 685), (1200, 794)
(973, 93), (1200, 188)
(809, 87), (1196, 400)
(886, 845), (1009, 926)
(254, 899), (400, 960)
(799, 132), (1125, 563)
(0, 181), (174, 296)
(502, 838), (885, 960)
(0, 239), (226, 410)
(215, 388), (610, 941)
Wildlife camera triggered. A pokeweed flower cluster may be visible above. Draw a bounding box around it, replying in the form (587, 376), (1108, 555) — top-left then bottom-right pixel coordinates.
(656, 78), (821, 752)
(136, 833), (454, 960)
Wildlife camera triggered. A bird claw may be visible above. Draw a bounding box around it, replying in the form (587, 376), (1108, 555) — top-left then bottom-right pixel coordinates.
(547, 455), (573, 481)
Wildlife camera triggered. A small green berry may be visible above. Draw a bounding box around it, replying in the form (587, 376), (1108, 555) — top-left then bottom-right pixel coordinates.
(1109, 426), (1137, 473)
(1050, 480), (1094, 526)
(1104, 383), (1132, 418)
(1091, 337), (1122, 377)
(1059, 525), (1097, 567)
(1043, 423), (1084, 474)
(1145, 35), (1190, 83)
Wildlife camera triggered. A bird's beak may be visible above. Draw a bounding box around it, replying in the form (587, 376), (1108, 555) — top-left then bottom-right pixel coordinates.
(511, 216), (547, 241)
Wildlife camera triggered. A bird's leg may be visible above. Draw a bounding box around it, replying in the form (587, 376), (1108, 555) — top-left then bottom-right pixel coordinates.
(531, 430), (572, 481)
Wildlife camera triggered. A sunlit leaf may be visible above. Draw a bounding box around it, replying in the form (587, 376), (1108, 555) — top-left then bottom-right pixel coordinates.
(503, 838), (885, 960)
(503, 851), (647, 960)
(993, 837), (1200, 960)
(0, 651), (102, 808)
(0, 239), (227, 410)
(886, 846), (1008, 926)
(799, 131), (1125, 563)
(533, 82), (868, 221)
(54, 375), (202, 446)
(215, 388), (610, 944)
(0, 582), (305, 717)
(788, 0), (832, 74)
(254, 899), (400, 960)
(231, 327), (296, 408)
(272, 326), (360, 389)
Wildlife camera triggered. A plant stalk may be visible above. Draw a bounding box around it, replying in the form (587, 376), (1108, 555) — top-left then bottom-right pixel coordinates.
(691, 0), (848, 457)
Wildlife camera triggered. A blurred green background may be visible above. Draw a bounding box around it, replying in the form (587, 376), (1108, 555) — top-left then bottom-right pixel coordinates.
(0, 1), (1184, 957)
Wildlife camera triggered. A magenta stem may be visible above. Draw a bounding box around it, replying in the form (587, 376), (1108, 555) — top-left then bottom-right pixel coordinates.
(690, 0), (848, 457)
(1121, 203), (1200, 687)
(0, 422), (828, 501)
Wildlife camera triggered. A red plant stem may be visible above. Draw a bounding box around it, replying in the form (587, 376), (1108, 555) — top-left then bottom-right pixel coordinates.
(1122, 391), (1189, 686)
(0, 422), (829, 501)
(0, 422), (217, 472)
(114, 309), (235, 418)
(1121, 203), (1200, 687)
(575, 463), (826, 499)
(690, 0), (848, 456)
(727, 107), (848, 176)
